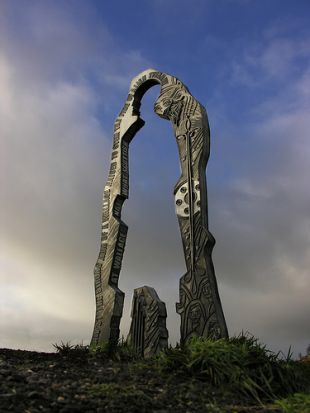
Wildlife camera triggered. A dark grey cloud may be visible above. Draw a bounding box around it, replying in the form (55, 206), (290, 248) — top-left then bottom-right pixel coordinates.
(0, 2), (309, 356)
(0, 1), (151, 351)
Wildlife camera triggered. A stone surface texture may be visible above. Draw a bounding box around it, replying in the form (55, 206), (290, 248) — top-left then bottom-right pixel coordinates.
(127, 286), (168, 358)
(90, 69), (228, 348)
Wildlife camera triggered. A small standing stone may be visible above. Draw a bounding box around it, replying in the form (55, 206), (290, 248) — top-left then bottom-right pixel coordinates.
(127, 286), (168, 358)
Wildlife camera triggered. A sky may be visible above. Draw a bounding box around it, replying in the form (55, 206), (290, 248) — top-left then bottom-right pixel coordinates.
(1, 0), (309, 357)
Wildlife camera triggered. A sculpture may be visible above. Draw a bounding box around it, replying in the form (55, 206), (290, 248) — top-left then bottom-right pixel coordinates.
(127, 286), (168, 357)
(90, 69), (228, 350)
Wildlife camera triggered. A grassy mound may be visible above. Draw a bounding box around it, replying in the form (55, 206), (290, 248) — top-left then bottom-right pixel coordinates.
(157, 334), (310, 403)
(52, 334), (310, 411)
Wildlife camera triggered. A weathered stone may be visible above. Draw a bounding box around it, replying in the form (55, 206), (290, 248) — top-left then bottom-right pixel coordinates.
(90, 69), (228, 348)
(127, 286), (168, 358)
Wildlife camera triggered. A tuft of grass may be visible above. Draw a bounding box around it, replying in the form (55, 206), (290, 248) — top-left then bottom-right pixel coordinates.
(53, 341), (75, 353)
(53, 337), (139, 361)
(89, 337), (139, 361)
(156, 343), (188, 371)
(52, 341), (89, 356)
(111, 339), (141, 362)
(157, 333), (310, 403)
(89, 340), (110, 355)
(274, 393), (310, 413)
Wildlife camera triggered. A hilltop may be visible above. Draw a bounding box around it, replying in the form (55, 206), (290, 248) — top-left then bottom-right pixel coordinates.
(0, 336), (309, 412)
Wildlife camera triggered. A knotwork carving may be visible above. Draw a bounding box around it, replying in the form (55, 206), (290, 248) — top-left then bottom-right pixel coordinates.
(90, 69), (228, 348)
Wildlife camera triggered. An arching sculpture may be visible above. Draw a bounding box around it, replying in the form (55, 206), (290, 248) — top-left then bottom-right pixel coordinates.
(90, 69), (228, 349)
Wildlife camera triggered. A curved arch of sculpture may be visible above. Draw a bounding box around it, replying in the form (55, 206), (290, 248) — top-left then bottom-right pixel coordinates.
(90, 69), (228, 348)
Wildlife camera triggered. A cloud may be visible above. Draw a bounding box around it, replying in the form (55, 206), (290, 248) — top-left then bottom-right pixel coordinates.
(0, 3), (309, 357)
(230, 28), (310, 86)
(0, 1), (152, 351)
(206, 27), (310, 354)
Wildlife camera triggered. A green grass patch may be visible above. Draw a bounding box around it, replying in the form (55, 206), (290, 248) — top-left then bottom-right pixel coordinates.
(156, 334), (310, 403)
(274, 393), (310, 413)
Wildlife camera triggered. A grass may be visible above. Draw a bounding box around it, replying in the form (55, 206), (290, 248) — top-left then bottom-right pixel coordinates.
(52, 333), (310, 408)
(53, 337), (140, 361)
(156, 333), (310, 403)
(52, 341), (90, 356)
(274, 393), (310, 413)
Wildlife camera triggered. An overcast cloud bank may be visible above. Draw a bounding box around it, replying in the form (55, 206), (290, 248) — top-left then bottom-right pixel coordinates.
(1, 1), (309, 356)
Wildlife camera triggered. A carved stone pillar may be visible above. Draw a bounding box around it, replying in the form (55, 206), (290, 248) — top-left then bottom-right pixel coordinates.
(90, 69), (228, 348)
(127, 286), (168, 357)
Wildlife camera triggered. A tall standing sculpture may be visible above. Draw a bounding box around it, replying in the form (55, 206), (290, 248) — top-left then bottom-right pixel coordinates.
(91, 69), (228, 349)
